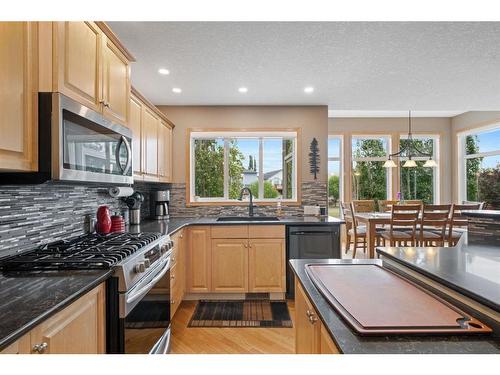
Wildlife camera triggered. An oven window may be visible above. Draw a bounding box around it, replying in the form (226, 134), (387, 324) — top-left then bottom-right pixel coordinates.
(62, 110), (130, 175)
(124, 276), (171, 354)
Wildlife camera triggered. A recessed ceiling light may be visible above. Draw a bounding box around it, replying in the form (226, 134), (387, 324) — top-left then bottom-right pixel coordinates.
(304, 86), (314, 94)
(158, 68), (170, 75)
(238, 87), (248, 93)
(172, 88), (182, 94)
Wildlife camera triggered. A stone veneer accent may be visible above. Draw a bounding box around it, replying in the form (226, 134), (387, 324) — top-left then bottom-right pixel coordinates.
(467, 217), (500, 246)
(167, 181), (328, 217)
(0, 181), (168, 258)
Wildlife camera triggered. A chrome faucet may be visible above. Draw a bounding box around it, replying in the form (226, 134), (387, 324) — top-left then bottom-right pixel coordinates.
(238, 187), (255, 216)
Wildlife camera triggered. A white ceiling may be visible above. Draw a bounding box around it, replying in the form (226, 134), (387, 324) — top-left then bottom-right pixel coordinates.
(109, 22), (500, 112)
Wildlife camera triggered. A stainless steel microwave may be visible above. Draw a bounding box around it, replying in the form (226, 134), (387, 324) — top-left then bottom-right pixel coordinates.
(0, 93), (133, 185)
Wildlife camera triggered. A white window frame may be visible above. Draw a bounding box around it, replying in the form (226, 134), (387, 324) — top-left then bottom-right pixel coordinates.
(398, 134), (440, 204)
(189, 131), (298, 203)
(328, 135), (344, 204)
(457, 123), (500, 203)
(351, 135), (392, 199)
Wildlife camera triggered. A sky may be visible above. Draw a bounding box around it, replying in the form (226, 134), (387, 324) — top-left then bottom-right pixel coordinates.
(234, 138), (283, 173)
(474, 129), (500, 168)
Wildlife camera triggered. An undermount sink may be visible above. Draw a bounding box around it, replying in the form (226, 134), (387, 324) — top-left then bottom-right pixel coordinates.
(216, 216), (280, 222)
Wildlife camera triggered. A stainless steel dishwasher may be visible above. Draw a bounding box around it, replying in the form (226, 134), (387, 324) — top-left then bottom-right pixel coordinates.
(286, 225), (341, 298)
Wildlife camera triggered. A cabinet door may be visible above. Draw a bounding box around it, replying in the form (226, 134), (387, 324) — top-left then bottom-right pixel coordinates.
(55, 21), (102, 111)
(248, 239), (285, 292)
(0, 334), (30, 354)
(129, 94), (143, 178)
(211, 239), (248, 292)
(157, 121), (172, 182)
(295, 280), (320, 354)
(170, 229), (185, 317)
(0, 22), (37, 171)
(320, 323), (340, 354)
(102, 36), (130, 125)
(29, 284), (105, 354)
(142, 107), (159, 179)
(187, 226), (212, 292)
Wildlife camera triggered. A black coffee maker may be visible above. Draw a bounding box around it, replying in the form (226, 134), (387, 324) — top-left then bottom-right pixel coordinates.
(151, 190), (170, 220)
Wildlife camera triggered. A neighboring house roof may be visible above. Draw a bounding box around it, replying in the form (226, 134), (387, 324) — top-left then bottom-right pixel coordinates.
(263, 169), (282, 180)
(243, 170), (258, 174)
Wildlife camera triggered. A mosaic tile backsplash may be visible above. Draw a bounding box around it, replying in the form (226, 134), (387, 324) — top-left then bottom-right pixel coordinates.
(0, 181), (168, 258)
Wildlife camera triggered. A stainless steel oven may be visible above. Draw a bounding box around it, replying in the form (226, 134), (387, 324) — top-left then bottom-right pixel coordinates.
(107, 235), (174, 354)
(39, 92), (133, 185)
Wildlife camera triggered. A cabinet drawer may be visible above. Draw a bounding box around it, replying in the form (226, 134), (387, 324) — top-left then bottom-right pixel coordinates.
(248, 225), (285, 238)
(171, 280), (183, 317)
(211, 225), (248, 239)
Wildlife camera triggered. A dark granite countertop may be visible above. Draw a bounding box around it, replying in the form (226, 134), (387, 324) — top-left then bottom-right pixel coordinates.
(0, 269), (112, 350)
(463, 210), (500, 219)
(289, 258), (500, 354)
(130, 216), (344, 236)
(376, 240), (500, 312)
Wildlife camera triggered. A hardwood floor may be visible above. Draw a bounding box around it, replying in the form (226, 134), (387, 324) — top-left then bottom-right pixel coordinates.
(171, 300), (296, 354)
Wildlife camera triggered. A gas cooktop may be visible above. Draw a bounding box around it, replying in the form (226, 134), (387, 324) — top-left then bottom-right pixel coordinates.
(0, 232), (163, 271)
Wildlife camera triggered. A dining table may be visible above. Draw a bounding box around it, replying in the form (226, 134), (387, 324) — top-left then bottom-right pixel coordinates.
(354, 212), (392, 258)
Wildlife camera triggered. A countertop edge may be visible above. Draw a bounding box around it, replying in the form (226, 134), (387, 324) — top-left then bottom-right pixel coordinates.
(0, 270), (113, 351)
(375, 247), (500, 312)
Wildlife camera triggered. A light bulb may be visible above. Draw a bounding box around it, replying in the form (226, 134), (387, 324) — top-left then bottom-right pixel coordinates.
(403, 159), (417, 168)
(423, 159), (437, 167)
(383, 159), (397, 168)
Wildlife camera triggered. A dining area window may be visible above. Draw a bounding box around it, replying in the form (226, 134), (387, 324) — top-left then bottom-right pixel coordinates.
(351, 136), (391, 200)
(458, 125), (500, 209)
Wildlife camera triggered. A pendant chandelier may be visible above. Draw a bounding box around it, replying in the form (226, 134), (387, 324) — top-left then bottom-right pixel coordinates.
(383, 111), (437, 168)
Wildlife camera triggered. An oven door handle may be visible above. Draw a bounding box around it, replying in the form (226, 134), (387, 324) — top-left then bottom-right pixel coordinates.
(126, 257), (172, 305)
(149, 327), (171, 354)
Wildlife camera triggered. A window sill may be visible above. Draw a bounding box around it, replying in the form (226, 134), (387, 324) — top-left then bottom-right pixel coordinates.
(186, 200), (301, 207)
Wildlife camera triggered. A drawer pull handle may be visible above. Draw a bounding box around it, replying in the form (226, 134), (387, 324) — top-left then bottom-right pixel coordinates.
(171, 300), (175, 304)
(171, 275), (175, 280)
(32, 342), (48, 353)
(308, 314), (318, 324)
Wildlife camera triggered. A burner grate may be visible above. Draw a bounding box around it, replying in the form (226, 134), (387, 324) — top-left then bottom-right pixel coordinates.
(0, 232), (163, 271)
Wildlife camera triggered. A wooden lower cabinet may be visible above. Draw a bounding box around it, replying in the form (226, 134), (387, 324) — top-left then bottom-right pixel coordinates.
(1, 283), (105, 354)
(170, 229), (185, 317)
(187, 226), (212, 293)
(248, 238), (285, 292)
(295, 279), (340, 354)
(211, 239), (248, 292)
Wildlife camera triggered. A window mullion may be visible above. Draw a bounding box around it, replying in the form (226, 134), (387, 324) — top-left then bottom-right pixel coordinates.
(223, 139), (229, 199)
(258, 138), (264, 199)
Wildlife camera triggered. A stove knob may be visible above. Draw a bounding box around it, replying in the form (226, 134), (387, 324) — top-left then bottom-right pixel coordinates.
(168, 241), (174, 250)
(144, 259), (151, 268)
(134, 262), (146, 273)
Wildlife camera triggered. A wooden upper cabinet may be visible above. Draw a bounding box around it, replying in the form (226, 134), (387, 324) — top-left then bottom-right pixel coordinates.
(129, 94), (143, 177)
(248, 238), (285, 292)
(158, 120), (172, 182)
(30, 284), (105, 354)
(211, 239), (248, 292)
(187, 226), (212, 293)
(102, 36), (130, 126)
(0, 22), (38, 172)
(54, 21), (102, 111)
(142, 107), (159, 179)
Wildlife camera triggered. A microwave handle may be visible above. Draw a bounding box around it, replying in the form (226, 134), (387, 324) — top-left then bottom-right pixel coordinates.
(116, 136), (132, 175)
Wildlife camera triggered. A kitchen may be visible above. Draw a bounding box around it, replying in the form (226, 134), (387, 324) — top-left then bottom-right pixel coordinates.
(1, 4), (500, 372)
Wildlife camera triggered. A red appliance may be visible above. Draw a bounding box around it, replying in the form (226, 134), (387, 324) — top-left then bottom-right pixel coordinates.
(111, 214), (125, 233)
(96, 205), (112, 234)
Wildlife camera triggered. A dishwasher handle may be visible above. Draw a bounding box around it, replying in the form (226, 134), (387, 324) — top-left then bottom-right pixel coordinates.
(290, 231), (333, 235)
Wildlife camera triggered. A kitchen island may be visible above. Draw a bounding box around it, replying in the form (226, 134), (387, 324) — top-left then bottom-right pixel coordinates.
(289, 257), (500, 354)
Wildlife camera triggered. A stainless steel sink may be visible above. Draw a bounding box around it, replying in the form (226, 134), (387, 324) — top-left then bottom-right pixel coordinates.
(216, 216), (280, 222)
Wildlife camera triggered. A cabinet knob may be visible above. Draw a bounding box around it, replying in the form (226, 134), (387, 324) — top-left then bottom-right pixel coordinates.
(171, 300), (175, 304)
(171, 275), (175, 280)
(32, 342), (48, 353)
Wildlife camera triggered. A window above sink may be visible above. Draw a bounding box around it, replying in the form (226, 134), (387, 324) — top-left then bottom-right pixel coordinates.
(188, 130), (299, 205)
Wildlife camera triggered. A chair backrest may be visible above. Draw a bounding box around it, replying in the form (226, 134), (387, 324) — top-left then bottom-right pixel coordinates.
(352, 200), (375, 213)
(404, 200), (423, 207)
(450, 203), (481, 228)
(340, 202), (353, 223)
(390, 204), (421, 232)
(379, 200), (398, 212)
(421, 204), (452, 236)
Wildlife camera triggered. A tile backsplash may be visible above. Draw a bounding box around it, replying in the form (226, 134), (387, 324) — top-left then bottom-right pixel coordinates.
(0, 181), (168, 258)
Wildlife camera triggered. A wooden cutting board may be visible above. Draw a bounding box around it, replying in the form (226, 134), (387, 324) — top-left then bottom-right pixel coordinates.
(306, 264), (491, 335)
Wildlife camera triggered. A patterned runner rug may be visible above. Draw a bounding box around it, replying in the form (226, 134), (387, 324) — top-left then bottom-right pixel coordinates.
(188, 300), (293, 328)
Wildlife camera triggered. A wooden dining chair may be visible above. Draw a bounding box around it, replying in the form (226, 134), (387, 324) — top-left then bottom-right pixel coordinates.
(352, 200), (375, 213)
(419, 204), (452, 246)
(405, 200), (423, 208)
(379, 200), (398, 212)
(448, 203), (481, 246)
(340, 202), (367, 258)
(380, 204), (421, 247)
